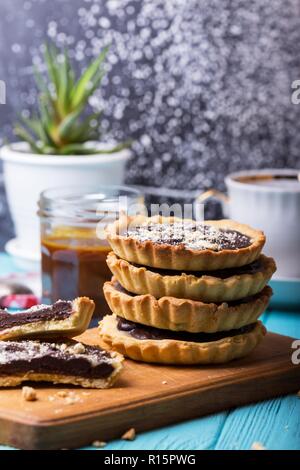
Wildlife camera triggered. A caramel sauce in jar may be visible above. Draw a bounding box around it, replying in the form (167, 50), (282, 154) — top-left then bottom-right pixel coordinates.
(41, 228), (112, 316)
(39, 186), (143, 318)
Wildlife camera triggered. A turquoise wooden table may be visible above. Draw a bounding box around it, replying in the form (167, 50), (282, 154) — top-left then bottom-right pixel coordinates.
(0, 253), (299, 451)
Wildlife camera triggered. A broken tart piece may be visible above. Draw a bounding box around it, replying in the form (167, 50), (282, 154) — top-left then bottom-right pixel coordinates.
(106, 215), (265, 271)
(0, 297), (95, 341)
(0, 339), (123, 388)
(99, 314), (266, 365)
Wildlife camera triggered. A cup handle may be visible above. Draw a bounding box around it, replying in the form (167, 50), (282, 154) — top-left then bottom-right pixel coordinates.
(194, 189), (229, 217)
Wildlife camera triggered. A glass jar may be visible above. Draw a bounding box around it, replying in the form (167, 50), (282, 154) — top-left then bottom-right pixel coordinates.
(38, 186), (143, 317)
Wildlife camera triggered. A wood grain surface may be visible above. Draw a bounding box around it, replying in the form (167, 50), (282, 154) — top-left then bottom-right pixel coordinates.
(0, 328), (299, 450)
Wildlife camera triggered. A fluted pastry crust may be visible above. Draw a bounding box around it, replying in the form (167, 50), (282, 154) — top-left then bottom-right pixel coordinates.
(107, 252), (276, 303)
(104, 279), (272, 333)
(105, 215), (266, 271)
(99, 314), (266, 365)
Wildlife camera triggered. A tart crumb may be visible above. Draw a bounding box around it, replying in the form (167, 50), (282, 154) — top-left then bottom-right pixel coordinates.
(65, 395), (81, 405)
(251, 441), (266, 450)
(92, 440), (107, 448)
(121, 428), (136, 441)
(22, 386), (37, 401)
(57, 390), (68, 398)
(162, 380), (168, 385)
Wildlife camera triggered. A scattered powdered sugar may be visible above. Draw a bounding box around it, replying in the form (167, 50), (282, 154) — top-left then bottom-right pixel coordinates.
(126, 222), (251, 251)
(11, 300), (72, 314)
(0, 340), (112, 368)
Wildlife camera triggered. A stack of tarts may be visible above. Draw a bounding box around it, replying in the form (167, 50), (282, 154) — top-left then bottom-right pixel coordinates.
(99, 216), (276, 365)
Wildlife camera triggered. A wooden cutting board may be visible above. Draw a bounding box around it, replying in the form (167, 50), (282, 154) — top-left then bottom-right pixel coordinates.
(0, 328), (299, 450)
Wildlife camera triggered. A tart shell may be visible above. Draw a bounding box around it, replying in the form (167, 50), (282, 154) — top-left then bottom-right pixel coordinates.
(103, 279), (272, 333)
(105, 215), (266, 271)
(0, 297), (95, 341)
(99, 315), (266, 365)
(107, 252), (276, 303)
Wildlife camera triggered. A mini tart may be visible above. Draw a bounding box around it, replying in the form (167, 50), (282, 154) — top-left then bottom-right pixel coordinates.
(107, 252), (276, 302)
(103, 279), (272, 333)
(0, 297), (95, 341)
(99, 315), (266, 364)
(105, 215), (266, 271)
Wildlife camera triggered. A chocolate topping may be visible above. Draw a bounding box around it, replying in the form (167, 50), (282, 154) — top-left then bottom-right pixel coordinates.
(135, 258), (263, 279)
(117, 317), (256, 342)
(0, 300), (73, 331)
(0, 339), (114, 379)
(125, 222), (252, 251)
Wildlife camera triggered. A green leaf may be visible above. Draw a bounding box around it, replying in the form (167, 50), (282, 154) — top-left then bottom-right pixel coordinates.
(66, 111), (102, 143)
(19, 115), (49, 145)
(44, 43), (60, 94)
(57, 106), (84, 141)
(71, 46), (109, 109)
(56, 48), (71, 117)
(14, 124), (43, 154)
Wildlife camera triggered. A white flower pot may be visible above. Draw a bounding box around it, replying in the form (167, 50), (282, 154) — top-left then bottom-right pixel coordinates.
(1, 142), (131, 255)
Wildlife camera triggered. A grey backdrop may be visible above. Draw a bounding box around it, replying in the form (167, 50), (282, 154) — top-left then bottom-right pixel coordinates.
(1, 0), (300, 248)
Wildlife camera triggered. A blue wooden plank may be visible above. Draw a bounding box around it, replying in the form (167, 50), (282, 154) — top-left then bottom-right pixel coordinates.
(0, 252), (299, 451)
(214, 395), (300, 450)
(263, 309), (300, 338)
(83, 412), (228, 450)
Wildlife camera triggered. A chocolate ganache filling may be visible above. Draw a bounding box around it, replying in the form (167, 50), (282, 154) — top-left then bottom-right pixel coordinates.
(0, 300), (73, 331)
(125, 222), (252, 251)
(134, 258), (263, 279)
(0, 340), (114, 378)
(117, 317), (256, 342)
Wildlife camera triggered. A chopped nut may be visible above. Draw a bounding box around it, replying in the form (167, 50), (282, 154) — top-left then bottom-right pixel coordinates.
(22, 386), (37, 402)
(92, 440), (107, 448)
(162, 380), (168, 385)
(57, 391), (68, 398)
(72, 342), (86, 354)
(251, 441), (266, 450)
(121, 428), (136, 441)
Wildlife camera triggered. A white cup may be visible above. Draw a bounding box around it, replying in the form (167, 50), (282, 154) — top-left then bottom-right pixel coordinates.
(199, 169), (300, 279)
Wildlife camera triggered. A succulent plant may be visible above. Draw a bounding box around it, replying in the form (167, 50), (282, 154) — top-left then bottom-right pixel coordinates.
(14, 43), (128, 155)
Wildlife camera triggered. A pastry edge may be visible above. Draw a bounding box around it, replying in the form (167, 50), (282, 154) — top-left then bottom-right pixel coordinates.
(107, 252), (276, 303)
(104, 279), (272, 333)
(99, 315), (267, 365)
(106, 216), (266, 271)
(0, 297), (95, 341)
